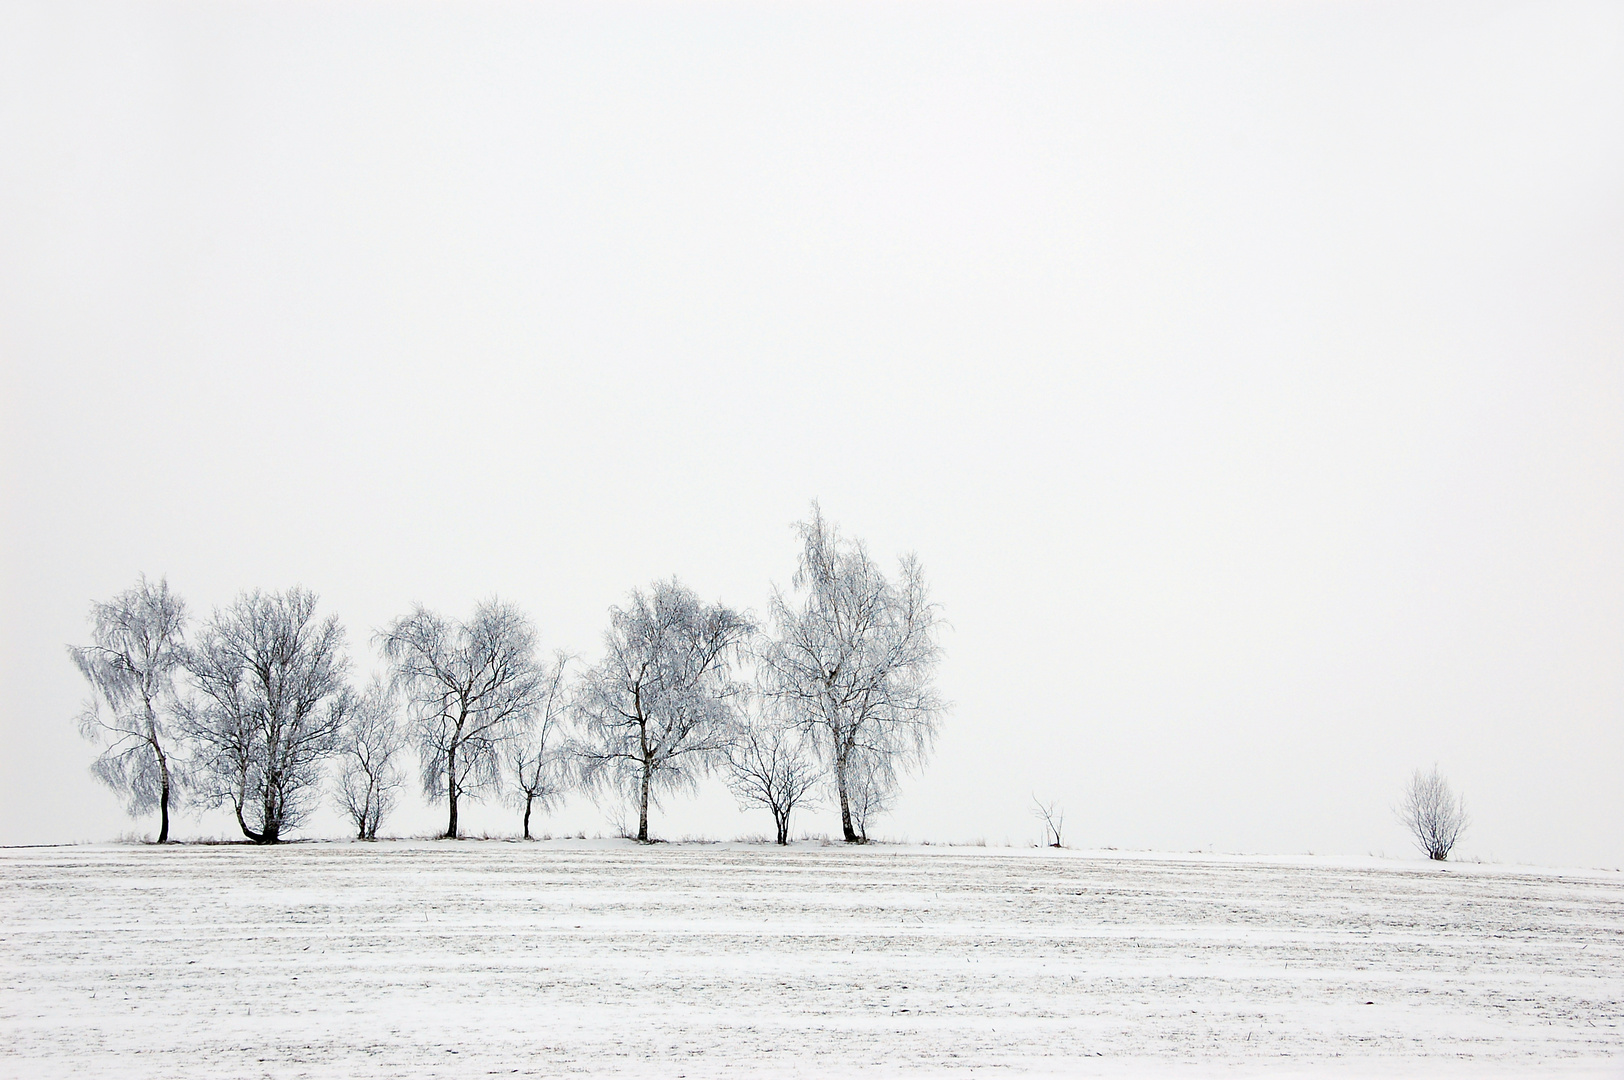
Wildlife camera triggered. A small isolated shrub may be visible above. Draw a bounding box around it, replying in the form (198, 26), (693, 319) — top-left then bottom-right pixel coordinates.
(1397, 765), (1469, 861)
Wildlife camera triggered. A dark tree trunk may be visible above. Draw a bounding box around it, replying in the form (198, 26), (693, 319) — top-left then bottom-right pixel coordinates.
(260, 788), (282, 844)
(523, 795), (534, 841)
(638, 757), (651, 843)
(156, 750), (171, 844)
(835, 752), (858, 843)
(148, 715), (171, 844)
(235, 803), (268, 844)
(445, 744), (459, 839)
(775, 808), (790, 846)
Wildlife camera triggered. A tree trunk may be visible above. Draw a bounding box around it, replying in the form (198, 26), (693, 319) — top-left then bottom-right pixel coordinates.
(638, 757), (651, 843)
(445, 744), (459, 839)
(835, 751), (858, 843)
(235, 802), (267, 844)
(523, 795), (534, 841)
(775, 808), (790, 846)
(155, 744), (171, 844)
(145, 708), (171, 844)
(260, 787), (281, 844)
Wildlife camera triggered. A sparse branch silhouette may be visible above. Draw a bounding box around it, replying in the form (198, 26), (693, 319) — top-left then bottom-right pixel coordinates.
(1032, 796), (1064, 848)
(508, 650), (573, 840)
(335, 677), (406, 840)
(725, 691), (820, 845)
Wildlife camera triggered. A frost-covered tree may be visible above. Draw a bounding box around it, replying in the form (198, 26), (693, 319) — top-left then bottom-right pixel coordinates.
(573, 579), (751, 842)
(507, 651), (571, 840)
(843, 747), (895, 843)
(378, 600), (543, 839)
(182, 588), (351, 844)
(334, 678), (406, 840)
(1397, 765), (1469, 861)
(725, 694), (819, 845)
(67, 575), (189, 842)
(757, 504), (945, 842)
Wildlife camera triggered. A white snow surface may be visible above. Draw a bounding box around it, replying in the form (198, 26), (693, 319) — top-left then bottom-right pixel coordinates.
(2, 841), (1620, 1078)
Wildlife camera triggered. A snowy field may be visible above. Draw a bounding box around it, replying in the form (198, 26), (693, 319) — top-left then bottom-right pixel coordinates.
(2, 842), (1620, 1079)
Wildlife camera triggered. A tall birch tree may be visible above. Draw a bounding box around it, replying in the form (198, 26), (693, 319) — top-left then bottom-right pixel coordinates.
(573, 579), (751, 842)
(757, 505), (945, 843)
(378, 600), (542, 839)
(67, 575), (189, 842)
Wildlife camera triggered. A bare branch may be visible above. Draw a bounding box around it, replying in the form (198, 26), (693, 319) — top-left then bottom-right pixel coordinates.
(1031, 795), (1064, 848)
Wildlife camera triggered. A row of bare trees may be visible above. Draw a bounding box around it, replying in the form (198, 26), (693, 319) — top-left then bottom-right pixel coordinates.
(70, 506), (946, 845)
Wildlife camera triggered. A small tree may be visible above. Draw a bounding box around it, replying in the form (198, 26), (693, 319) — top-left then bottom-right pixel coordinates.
(1397, 764), (1469, 861)
(843, 747), (894, 843)
(334, 678), (406, 840)
(573, 578), (752, 842)
(508, 651), (572, 840)
(725, 695), (820, 845)
(183, 588), (351, 844)
(67, 575), (189, 842)
(378, 600), (544, 839)
(1032, 795), (1064, 847)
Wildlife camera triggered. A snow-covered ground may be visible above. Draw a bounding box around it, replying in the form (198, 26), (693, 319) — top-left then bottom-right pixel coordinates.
(2, 841), (1620, 1078)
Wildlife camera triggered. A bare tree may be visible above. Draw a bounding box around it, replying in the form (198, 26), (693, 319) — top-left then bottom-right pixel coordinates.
(67, 575), (189, 842)
(757, 504), (946, 842)
(1032, 795), (1064, 847)
(725, 694), (820, 845)
(572, 578), (751, 842)
(334, 678), (406, 840)
(843, 746), (894, 843)
(182, 588), (351, 844)
(508, 651), (572, 840)
(378, 599), (543, 839)
(1397, 764), (1469, 861)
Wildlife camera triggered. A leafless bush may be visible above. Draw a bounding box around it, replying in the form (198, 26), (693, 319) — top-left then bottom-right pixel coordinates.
(725, 694), (820, 845)
(1397, 764), (1469, 861)
(335, 678), (406, 840)
(843, 747), (895, 843)
(1032, 796), (1064, 847)
(508, 651), (572, 839)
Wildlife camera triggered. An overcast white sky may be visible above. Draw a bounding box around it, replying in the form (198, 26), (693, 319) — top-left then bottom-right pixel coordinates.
(3, 1), (1621, 866)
